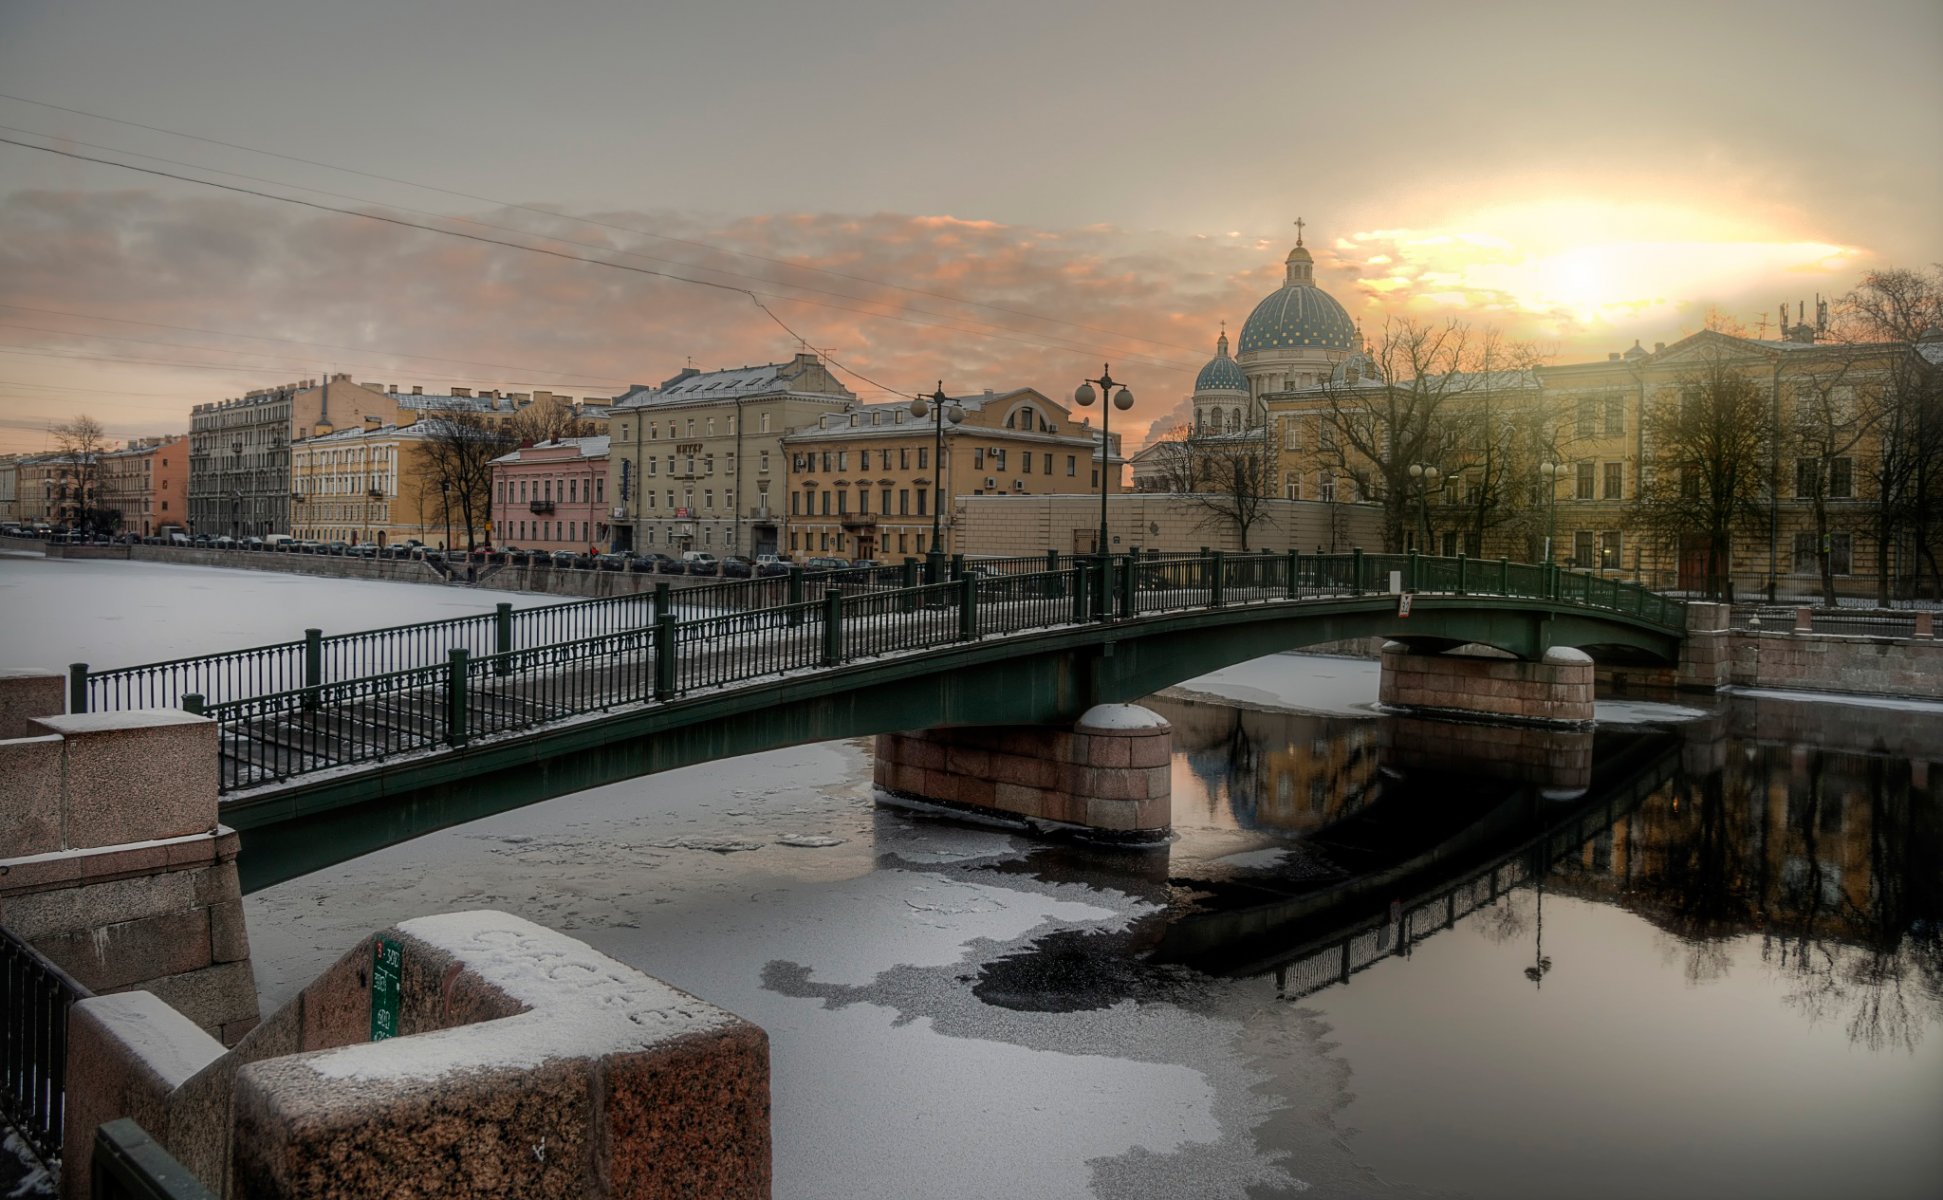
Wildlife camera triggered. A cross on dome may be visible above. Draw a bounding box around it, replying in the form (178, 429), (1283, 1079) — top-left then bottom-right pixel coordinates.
(1294, 216), (1305, 247)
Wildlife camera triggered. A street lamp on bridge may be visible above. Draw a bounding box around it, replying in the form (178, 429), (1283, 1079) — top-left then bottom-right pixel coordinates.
(908, 383), (964, 582)
(1537, 461), (1562, 564)
(1073, 365), (1133, 556)
(1407, 462), (1441, 553)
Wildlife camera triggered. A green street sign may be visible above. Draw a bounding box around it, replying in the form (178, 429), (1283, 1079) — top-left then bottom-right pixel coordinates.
(370, 937), (402, 1041)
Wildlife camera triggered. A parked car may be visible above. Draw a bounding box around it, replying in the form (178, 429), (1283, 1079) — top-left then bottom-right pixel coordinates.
(804, 556), (847, 573)
(594, 552), (628, 572)
(719, 556), (754, 578)
(755, 554), (793, 578)
(549, 550), (579, 569)
(680, 551), (720, 577)
(629, 552), (672, 574)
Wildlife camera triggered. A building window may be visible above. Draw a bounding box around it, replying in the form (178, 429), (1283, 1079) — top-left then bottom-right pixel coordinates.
(881, 488), (891, 513)
(1022, 453), (1033, 475)
(899, 448), (909, 470)
(1599, 531), (1621, 570)
(1066, 455), (1076, 477)
(899, 489), (909, 515)
(974, 448), (985, 469)
(1830, 457), (1853, 499)
(1318, 473), (1335, 503)
(837, 451), (848, 471)
(1575, 462), (1595, 500)
(1577, 397), (1598, 437)
(1604, 396), (1624, 437)
(918, 447), (928, 470)
(858, 489), (869, 514)
(916, 489), (926, 516)
(1680, 464), (1701, 500)
(1573, 530), (1594, 567)
(1043, 453), (1052, 475)
(1603, 462), (1622, 500)
(1795, 457), (1818, 498)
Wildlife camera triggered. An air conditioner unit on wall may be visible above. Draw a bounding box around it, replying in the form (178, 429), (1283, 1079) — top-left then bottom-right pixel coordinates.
(1013, 480), (1025, 491)
(984, 477), (997, 488)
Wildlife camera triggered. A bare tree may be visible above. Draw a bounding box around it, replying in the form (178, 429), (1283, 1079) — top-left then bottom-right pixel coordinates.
(1317, 318), (1533, 552)
(507, 396), (600, 445)
(51, 413), (106, 534)
(1783, 351), (1874, 605)
(1635, 353), (1773, 601)
(1840, 268), (1943, 602)
(417, 410), (515, 553)
(1189, 432), (1279, 551)
(1433, 333), (1545, 557)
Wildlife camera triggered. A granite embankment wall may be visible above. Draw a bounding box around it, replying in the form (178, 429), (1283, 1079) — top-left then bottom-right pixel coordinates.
(47, 542), (686, 600)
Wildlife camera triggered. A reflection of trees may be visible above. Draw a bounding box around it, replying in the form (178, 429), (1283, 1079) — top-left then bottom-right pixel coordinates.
(1555, 736), (1943, 1052)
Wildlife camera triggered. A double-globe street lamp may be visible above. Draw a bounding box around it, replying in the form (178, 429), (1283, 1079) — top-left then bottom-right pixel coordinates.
(229, 439), (243, 540)
(1407, 462), (1441, 552)
(1073, 365), (1134, 556)
(1537, 460), (1562, 563)
(909, 382), (964, 581)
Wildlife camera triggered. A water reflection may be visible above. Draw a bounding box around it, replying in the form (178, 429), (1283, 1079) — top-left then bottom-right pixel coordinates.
(1138, 695), (1943, 1053)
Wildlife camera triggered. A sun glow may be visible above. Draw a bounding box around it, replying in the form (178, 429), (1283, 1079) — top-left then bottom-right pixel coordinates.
(1333, 200), (1864, 341)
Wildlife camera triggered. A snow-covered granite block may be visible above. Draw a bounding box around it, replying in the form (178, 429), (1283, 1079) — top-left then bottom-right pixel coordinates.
(0, 667), (64, 740)
(30, 710), (217, 849)
(226, 911), (770, 1200)
(62, 993), (227, 1200)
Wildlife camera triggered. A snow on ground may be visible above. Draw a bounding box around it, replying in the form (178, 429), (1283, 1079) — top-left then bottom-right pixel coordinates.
(243, 738), (1318, 1199)
(1727, 686), (1943, 714)
(0, 555), (525, 671)
(1164, 652), (1383, 717)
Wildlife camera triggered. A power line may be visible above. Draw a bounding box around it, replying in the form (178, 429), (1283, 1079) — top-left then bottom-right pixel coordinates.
(0, 132), (1193, 401)
(0, 122), (1196, 373)
(0, 303), (636, 387)
(0, 127), (1196, 378)
(0, 91), (1214, 357)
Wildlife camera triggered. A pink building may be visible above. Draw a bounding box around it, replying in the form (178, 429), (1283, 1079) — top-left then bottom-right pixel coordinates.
(490, 437), (612, 552)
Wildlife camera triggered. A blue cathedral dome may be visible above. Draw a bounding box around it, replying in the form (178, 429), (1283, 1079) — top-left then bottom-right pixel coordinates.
(1194, 330), (1248, 393)
(1237, 243), (1358, 355)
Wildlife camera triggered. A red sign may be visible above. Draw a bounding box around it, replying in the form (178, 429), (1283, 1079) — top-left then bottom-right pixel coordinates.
(674, 507), (692, 518)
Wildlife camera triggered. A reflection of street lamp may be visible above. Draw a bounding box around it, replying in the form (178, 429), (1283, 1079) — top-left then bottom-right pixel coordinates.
(908, 382), (964, 579)
(1538, 461), (1562, 563)
(230, 439), (243, 539)
(1407, 462), (1441, 552)
(1524, 868), (1553, 988)
(1073, 365), (1134, 556)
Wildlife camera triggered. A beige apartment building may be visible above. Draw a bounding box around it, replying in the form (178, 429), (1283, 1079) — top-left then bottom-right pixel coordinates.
(0, 456), (21, 525)
(782, 388), (1124, 560)
(607, 353), (855, 557)
(1252, 325), (1943, 596)
(97, 436), (189, 536)
(13, 454), (95, 530)
(288, 420), (453, 548)
(191, 374), (609, 538)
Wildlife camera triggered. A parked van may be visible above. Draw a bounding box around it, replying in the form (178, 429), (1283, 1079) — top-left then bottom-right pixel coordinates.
(681, 551), (720, 577)
(262, 533), (293, 546)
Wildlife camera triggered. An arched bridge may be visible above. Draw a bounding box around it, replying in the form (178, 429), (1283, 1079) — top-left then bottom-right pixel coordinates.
(70, 550), (1686, 888)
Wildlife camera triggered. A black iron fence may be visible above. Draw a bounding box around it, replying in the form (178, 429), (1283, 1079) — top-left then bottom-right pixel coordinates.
(80, 550), (1684, 793)
(1729, 605), (1924, 638)
(2, 923), (93, 1168)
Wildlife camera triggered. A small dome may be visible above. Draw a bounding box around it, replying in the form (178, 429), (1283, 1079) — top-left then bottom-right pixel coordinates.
(1330, 349), (1382, 386)
(1622, 339), (1648, 360)
(1194, 330), (1248, 393)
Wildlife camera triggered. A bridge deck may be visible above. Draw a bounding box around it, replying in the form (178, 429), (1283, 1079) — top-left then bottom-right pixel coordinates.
(68, 551), (1686, 798)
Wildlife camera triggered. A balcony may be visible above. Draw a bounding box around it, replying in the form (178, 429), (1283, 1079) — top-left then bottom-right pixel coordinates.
(529, 500), (555, 514)
(838, 513), (877, 530)
(748, 505), (773, 521)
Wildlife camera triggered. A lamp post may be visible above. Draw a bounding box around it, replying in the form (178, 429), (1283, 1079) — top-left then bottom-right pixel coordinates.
(909, 382), (964, 581)
(1407, 462), (1441, 553)
(1073, 365), (1134, 556)
(439, 479), (453, 551)
(1538, 461), (1561, 563)
(229, 439), (243, 539)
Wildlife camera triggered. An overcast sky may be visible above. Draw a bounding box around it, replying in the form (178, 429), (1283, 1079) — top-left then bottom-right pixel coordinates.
(2, 0), (1939, 453)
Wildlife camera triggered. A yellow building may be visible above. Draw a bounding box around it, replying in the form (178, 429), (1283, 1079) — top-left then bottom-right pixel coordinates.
(288, 420), (448, 548)
(1254, 325), (1942, 598)
(781, 388), (1123, 560)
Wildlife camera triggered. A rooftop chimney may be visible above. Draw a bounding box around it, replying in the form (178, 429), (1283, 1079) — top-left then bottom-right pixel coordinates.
(1654, 342), (1665, 354)
(452, 387), (472, 398)
(412, 386), (423, 395)
(1608, 352), (1621, 361)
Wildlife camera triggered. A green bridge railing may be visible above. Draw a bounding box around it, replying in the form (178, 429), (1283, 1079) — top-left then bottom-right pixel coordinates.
(67, 550), (1684, 794)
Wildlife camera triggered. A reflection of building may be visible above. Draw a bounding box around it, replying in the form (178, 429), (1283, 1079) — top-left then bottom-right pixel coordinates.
(608, 353), (854, 557)
(1146, 695), (1378, 832)
(490, 437), (612, 552)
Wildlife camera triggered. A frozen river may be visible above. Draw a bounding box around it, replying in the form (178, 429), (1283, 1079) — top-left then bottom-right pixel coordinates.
(8, 554), (1941, 1198)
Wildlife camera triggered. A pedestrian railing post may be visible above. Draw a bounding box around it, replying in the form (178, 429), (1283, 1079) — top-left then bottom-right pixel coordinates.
(1096, 556), (1113, 622)
(1456, 553), (1468, 596)
(493, 603), (513, 677)
(787, 567), (805, 626)
(1044, 548), (1060, 599)
(950, 553), (965, 580)
(1499, 557), (1510, 596)
(1072, 564), (1089, 624)
(68, 662), (87, 713)
(1406, 549), (1419, 593)
(900, 557), (918, 613)
(182, 693), (204, 716)
(653, 612), (676, 700)
(445, 648), (470, 747)
(822, 588), (843, 666)
(1118, 553), (1136, 617)
(1210, 551), (1226, 608)
(1351, 548), (1364, 596)
(959, 573), (976, 639)
(1286, 549), (1300, 600)
(303, 628), (322, 710)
